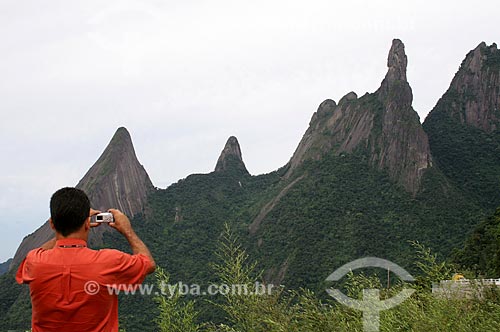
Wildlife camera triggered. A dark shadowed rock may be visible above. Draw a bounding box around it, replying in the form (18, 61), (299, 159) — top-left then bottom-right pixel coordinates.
(285, 39), (432, 194)
(373, 39), (432, 193)
(10, 127), (153, 271)
(338, 92), (358, 105)
(427, 42), (500, 132)
(381, 39), (408, 85)
(76, 127), (153, 216)
(214, 136), (249, 174)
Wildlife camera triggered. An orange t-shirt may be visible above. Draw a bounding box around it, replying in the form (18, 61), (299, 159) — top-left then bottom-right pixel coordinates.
(16, 238), (153, 332)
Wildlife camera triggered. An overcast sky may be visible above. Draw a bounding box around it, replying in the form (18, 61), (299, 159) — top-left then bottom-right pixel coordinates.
(0, 0), (498, 262)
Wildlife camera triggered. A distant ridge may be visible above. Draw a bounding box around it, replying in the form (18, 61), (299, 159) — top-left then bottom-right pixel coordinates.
(0, 258), (12, 276)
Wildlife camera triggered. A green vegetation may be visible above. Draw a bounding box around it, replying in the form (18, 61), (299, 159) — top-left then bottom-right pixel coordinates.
(3, 42), (500, 331)
(454, 207), (500, 277)
(423, 98), (500, 211)
(153, 226), (500, 332)
(248, 151), (480, 292)
(2, 146), (487, 331)
(481, 44), (500, 70)
(155, 268), (204, 332)
(0, 272), (31, 331)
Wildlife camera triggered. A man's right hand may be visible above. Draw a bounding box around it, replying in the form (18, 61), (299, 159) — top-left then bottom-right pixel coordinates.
(108, 209), (134, 236)
(107, 208), (156, 274)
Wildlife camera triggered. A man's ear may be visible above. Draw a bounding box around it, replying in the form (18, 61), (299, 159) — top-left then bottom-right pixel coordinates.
(49, 218), (55, 230)
(84, 217), (91, 231)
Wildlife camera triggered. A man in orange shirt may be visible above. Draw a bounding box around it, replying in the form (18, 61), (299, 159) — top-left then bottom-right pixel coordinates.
(16, 187), (156, 332)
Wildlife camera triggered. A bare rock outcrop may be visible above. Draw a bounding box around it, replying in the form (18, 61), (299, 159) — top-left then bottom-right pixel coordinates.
(214, 136), (249, 174)
(285, 39), (432, 194)
(10, 127), (153, 271)
(429, 42), (500, 132)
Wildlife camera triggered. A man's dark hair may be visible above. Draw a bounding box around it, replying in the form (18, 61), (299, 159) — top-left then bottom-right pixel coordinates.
(50, 187), (90, 236)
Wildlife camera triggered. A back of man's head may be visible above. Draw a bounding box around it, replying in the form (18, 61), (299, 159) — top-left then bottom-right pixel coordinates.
(50, 187), (90, 237)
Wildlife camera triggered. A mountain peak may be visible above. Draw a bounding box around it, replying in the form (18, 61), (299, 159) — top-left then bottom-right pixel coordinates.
(462, 42), (489, 73)
(460, 41), (499, 77)
(385, 39), (408, 83)
(112, 126), (132, 142)
(76, 127), (153, 216)
(10, 127), (154, 271)
(100, 127), (134, 157)
(214, 136), (249, 174)
(428, 41), (500, 132)
(378, 39), (413, 107)
(423, 42), (500, 210)
(285, 39), (431, 194)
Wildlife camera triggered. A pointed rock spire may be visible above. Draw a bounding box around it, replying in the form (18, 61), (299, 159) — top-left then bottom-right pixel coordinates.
(385, 39), (408, 82)
(76, 127), (154, 216)
(10, 127), (153, 271)
(374, 39), (431, 193)
(378, 39), (413, 107)
(285, 39), (431, 194)
(215, 136), (249, 174)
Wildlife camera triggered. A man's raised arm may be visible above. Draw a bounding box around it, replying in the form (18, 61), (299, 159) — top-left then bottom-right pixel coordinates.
(108, 208), (156, 274)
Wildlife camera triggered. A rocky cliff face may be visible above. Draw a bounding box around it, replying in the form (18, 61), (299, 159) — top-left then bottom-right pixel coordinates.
(214, 136), (249, 174)
(10, 127), (153, 271)
(428, 42), (500, 132)
(373, 39), (433, 193)
(423, 42), (500, 209)
(76, 127), (154, 215)
(286, 39), (432, 194)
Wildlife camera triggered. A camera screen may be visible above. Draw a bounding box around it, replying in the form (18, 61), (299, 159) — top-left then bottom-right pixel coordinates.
(96, 215), (103, 221)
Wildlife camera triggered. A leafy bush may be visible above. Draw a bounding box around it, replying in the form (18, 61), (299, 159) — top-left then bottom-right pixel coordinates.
(155, 225), (500, 331)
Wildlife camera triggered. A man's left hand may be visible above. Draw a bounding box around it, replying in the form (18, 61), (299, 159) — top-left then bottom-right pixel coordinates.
(89, 208), (101, 227)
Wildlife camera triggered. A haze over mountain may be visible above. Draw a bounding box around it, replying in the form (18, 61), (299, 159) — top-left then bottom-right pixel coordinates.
(1, 39), (499, 331)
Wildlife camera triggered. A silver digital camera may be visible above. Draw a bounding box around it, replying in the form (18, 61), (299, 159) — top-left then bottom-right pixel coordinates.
(94, 212), (114, 223)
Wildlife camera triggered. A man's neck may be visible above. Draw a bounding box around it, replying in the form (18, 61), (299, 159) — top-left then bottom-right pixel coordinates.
(56, 231), (88, 242)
